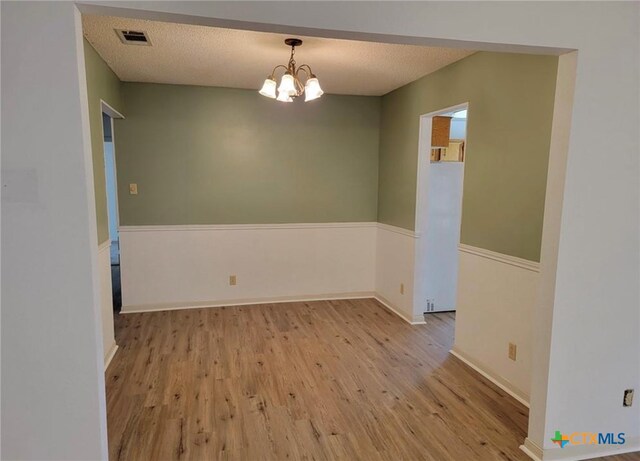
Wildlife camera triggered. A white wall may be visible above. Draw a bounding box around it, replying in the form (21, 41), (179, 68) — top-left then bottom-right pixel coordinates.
(375, 224), (420, 323)
(453, 246), (540, 405)
(417, 162), (464, 312)
(119, 223), (377, 311)
(1, 3), (108, 459)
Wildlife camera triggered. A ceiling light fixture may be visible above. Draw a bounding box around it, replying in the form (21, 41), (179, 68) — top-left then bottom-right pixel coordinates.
(259, 38), (324, 102)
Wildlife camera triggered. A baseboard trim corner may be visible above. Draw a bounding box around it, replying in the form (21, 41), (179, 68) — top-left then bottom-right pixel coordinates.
(449, 347), (529, 408)
(520, 438), (543, 461)
(373, 294), (425, 325)
(104, 342), (118, 371)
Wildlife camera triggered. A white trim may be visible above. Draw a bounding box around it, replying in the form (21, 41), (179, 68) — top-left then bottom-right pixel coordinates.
(373, 294), (426, 325)
(376, 222), (420, 238)
(520, 438), (543, 461)
(103, 116), (121, 244)
(121, 292), (376, 314)
(99, 99), (124, 120)
(458, 243), (540, 272)
(119, 222), (378, 233)
(103, 342), (118, 371)
(97, 240), (111, 253)
(449, 347), (530, 407)
(121, 293), (429, 326)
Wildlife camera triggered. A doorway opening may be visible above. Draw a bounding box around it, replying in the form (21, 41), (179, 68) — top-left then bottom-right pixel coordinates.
(414, 103), (468, 318)
(101, 102), (124, 312)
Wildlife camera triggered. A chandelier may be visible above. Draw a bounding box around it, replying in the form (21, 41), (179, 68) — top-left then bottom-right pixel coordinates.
(259, 38), (324, 103)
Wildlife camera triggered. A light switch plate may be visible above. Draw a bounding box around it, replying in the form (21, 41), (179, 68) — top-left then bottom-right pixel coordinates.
(129, 183), (138, 195)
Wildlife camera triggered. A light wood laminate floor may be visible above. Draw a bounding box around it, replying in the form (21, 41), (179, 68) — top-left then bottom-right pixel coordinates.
(106, 298), (638, 460)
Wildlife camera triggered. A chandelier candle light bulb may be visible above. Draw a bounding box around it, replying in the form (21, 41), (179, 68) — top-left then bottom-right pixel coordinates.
(278, 73), (297, 96)
(259, 77), (277, 99)
(258, 38), (323, 103)
(304, 77), (324, 101)
(276, 91), (293, 102)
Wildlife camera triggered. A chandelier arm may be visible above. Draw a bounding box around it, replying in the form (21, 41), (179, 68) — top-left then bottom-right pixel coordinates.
(270, 64), (289, 78)
(297, 64), (315, 78)
(295, 65), (311, 81)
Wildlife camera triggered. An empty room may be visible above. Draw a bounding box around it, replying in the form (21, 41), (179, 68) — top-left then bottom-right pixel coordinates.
(2, 2), (638, 461)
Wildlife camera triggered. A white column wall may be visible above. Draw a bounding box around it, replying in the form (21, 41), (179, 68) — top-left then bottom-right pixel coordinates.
(1, 2), (108, 460)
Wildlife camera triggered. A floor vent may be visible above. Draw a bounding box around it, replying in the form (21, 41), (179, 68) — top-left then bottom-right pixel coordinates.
(115, 29), (151, 46)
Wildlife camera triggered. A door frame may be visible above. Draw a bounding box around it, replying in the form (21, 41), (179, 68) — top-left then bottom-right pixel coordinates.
(100, 100), (124, 247)
(413, 102), (469, 317)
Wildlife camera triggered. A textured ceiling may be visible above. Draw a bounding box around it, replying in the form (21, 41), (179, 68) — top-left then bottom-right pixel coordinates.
(82, 15), (474, 96)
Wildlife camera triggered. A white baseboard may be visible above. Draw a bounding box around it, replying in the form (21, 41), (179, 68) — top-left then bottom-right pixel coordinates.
(121, 292), (376, 314)
(104, 342), (118, 371)
(520, 438), (543, 461)
(121, 292), (429, 328)
(373, 294), (425, 325)
(449, 347), (529, 407)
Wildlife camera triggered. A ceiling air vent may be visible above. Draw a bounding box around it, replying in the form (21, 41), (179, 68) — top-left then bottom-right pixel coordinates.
(115, 29), (151, 46)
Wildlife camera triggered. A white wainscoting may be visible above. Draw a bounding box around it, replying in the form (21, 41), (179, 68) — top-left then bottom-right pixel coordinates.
(98, 241), (117, 369)
(452, 244), (540, 406)
(119, 223), (377, 313)
(375, 223), (423, 324)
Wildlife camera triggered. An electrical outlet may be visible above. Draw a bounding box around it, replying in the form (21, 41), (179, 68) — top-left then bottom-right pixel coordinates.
(508, 343), (517, 361)
(623, 389), (634, 407)
(129, 183), (138, 195)
(229, 275), (237, 286)
(400, 283), (404, 295)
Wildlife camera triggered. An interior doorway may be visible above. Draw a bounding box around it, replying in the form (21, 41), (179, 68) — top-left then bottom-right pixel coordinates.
(414, 103), (468, 316)
(101, 102), (123, 311)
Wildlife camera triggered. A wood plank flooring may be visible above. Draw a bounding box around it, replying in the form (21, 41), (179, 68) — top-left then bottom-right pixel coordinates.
(106, 299), (638, 460)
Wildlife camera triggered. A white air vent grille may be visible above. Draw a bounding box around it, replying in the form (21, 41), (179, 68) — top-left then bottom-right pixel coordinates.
(115, 29), (151, 46)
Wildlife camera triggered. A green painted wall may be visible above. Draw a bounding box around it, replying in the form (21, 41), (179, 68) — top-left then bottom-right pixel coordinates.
(378, 52), (558, 261)
(114, 83), (380, 225)
(83, 39), (124, 244)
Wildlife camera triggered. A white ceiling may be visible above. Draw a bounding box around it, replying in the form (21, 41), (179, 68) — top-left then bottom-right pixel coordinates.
(82, 15), (474, 96)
